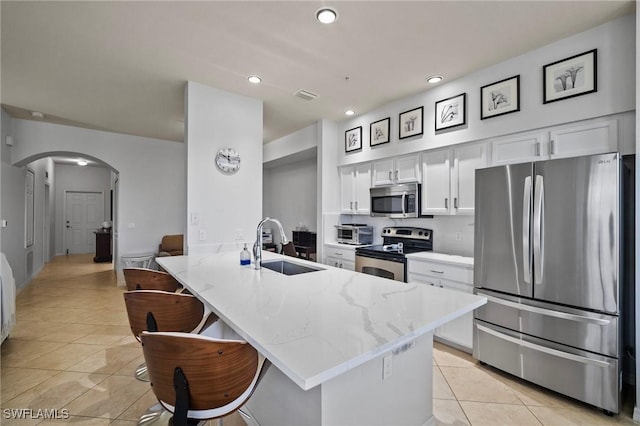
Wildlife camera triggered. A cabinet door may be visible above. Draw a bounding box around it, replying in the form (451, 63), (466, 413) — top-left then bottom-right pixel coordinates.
(452, 143), (488, 215)
(354, 163), (371, 214)
(339, 167), (355, 213)
(491, 132), (546, 165)
(549, 119), (617, 160)
(371, 159), (395, 186)
(421, 148), (451, 215)
(395, 154), (421, 184)
(437, 280), (474, 350)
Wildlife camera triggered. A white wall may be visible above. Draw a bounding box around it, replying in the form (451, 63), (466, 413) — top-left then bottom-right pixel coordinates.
(185, 82), (263, 253)
(264, 123), (317, 165)
(263, 156), (317, 243)
(7, 119), (186, 280)
(337, 14), (635, 166)
(53, 163), (112, 255)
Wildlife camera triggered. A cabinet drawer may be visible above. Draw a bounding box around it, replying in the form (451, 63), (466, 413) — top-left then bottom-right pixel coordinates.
(324, 247), (356, 262)
(407, 260), (473, 284)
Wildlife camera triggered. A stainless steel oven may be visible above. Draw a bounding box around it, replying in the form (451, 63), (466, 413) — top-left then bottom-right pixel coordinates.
(335, 224), (373, 245)
(355, 227), (433, 282)
(370, 183), (420, 218)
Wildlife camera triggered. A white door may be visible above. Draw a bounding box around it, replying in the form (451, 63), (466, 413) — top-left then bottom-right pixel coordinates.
(65, 192), (104, 254)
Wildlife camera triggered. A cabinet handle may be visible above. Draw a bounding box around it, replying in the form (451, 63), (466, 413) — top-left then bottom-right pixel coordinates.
(395, 170), (398, 181)
(430, 269), (445, 274)
(334, 252), (343, 256)
(339, 263), (343, 268)
(535, 142), (541, 157)
(439, 284), (444, 288)
(444, 198), (448, 209)
(454, 197), (458, 209)
(550, 139), (555, 155)
(354, 201), (358, 210)
(350, 201), (353, 210)
(388, 171), (392, 181)
(334, 262), (339, 267)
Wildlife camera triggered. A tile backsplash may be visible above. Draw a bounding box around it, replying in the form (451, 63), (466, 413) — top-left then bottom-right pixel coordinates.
(338, 214), (474, 257)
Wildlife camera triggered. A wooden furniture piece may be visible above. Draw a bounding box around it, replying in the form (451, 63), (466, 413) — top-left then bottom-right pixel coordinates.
(139, 331), (269, 425)
(123, 267), (181, 292)
(292, 230), (316, 260)
(121, 253), (154, 269)
(123, 290), (217, 382)
(93, 229), (112, 263)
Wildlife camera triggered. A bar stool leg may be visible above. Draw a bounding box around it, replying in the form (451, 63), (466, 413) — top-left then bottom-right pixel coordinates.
(136, 362), (150, 382)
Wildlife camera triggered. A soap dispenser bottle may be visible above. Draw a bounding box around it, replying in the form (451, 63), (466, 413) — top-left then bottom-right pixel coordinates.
(240, 243), (251, 266)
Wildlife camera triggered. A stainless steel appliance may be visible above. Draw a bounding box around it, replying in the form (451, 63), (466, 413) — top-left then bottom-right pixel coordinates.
(355, 227), (433, 282)
(370, 183), (420, 218)
(335, 224), (373, 245)
(473, 152), (621, 414)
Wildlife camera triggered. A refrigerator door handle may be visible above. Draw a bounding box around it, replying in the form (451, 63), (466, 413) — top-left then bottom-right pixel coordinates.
(522, 176), (532, 284)
(533, 175), (544, 284)
(476, 324), (611, 368)
(483, 294), (612, 325)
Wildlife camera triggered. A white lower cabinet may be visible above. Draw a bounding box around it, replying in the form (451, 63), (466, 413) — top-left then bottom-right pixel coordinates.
(407, 255), (474, 352)
(324, 244), (356, 271)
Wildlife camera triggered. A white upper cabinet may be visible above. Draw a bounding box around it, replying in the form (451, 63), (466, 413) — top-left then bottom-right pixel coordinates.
(372, 154), (421, 186)
(491, 118), (618, 165)
(340, 163), (371, 215)
(422, 143), (487, 215)
(548, 119), (618, 160)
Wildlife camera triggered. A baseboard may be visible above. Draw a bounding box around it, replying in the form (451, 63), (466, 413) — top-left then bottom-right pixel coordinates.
(633, 405), (640, 421)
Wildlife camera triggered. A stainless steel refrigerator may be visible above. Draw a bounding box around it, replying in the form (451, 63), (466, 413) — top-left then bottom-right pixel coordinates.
(473, 152), (621, 414)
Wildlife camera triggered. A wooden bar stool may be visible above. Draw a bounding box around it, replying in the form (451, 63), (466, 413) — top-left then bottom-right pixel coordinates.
(138, 331), (270, 426)
(123, 290), (217, 381)
(123, 267), (182, 292)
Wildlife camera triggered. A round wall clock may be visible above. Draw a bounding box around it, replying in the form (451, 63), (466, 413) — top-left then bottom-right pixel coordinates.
(215, 147), (241, 174)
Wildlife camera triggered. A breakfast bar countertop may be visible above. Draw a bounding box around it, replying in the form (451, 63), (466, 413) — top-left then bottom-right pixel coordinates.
(156, 251), (485, 391)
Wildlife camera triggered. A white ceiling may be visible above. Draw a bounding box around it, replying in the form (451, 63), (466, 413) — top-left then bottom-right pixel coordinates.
(1, 1), (635, 145)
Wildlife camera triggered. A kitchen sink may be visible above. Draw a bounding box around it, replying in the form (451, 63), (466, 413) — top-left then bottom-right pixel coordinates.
(261, 260), (324, 276)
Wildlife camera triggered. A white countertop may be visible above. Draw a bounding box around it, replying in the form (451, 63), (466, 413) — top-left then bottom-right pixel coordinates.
(324, 242), (370, 249)
(405, 251), (474, 267)
(157, 251), (485, 391)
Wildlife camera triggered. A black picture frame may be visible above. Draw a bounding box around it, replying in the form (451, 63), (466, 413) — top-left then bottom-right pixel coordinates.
(345, 126), (362, 152)
(435, 93), (466, 131)
(398, 106), (423, 139)
(480, 75), (520, 120)
(543, 48), (597, 104)
(370, 117), (390, 147)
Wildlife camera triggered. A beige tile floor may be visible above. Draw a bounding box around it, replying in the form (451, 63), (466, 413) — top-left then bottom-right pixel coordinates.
(1, 254), (637, 425)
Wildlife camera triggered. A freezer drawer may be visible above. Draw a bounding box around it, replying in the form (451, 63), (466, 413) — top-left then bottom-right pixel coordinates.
(475, 290), (618, 357)
(474, 320), (619, 413)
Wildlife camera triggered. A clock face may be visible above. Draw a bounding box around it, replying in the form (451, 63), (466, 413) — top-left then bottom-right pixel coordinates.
(215, 148), (241, 174)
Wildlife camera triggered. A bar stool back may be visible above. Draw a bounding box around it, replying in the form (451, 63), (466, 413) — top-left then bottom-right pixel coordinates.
(140, 331), (269, 426)
(123, 267), (181, 292)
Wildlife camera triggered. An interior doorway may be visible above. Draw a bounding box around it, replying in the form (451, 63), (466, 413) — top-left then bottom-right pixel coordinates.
(64, 191), (104, 254)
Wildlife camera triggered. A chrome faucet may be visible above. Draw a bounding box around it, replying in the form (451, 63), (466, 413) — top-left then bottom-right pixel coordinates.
(254, 217), (290, 269)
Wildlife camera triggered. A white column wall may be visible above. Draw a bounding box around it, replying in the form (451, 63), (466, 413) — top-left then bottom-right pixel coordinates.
(185, 82), (263, 253)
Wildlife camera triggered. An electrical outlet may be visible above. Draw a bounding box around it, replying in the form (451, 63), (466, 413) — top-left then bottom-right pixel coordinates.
(382, 354), (392, 380)
(199, 229), (207, 241)
(1, 219), (7, 228)
(455, 232), (461, 241)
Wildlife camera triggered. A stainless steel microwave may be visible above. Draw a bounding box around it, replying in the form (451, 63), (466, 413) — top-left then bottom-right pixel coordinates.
(370, 183), (420, 218)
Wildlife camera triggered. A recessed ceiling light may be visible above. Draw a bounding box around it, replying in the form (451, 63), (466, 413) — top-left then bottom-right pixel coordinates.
(316, 7), (338, 24)
(30, 111), (45, 118)
(247, 75), (262, 84)
(77, 160), (88, 166)
(345, 110), (355, 116)
(426, 75), (443, 84)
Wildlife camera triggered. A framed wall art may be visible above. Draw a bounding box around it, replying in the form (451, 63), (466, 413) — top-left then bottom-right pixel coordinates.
(398, 106), (423, 139)
(435, 93), (466, 131)
(543, 49), (597, 104)
(481, 75), (520, 120)
(345, 126), (362, 152)
(370, 117), (390, 146)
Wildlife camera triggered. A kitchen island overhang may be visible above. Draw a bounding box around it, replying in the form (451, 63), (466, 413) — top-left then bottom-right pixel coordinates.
(157, 251), (486, 425)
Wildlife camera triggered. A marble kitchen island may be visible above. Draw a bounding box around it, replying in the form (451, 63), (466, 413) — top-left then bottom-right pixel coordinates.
(157, 251), (486, 426)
